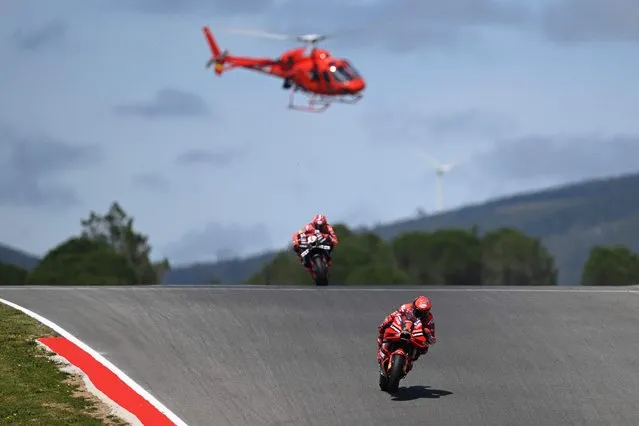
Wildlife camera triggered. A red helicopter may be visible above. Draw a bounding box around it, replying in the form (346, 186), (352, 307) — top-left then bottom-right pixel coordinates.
(202, 26), (366, 113)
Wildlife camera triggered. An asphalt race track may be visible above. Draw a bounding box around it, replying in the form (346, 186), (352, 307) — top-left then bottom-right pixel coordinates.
(1, 285), (638, 426)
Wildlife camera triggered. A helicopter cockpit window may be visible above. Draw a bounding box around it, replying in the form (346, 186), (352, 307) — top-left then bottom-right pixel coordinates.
(329, 65), (352, 82)
(342, 62), (361, 78)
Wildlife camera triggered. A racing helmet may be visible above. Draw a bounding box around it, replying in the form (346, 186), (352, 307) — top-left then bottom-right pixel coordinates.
(311, 214), (327, 231)
(412, 296), (431, 319)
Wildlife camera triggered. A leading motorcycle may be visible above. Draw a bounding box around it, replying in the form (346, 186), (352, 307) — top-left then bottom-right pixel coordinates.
(378, 315), (428, 393)
(298, 230), (333, 286)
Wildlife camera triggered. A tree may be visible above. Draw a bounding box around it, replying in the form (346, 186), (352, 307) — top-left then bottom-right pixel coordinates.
(0, 262), (28, 285)
(581, 245), (639, 286)
(329, 230), (392, 284)
(344, 264), (410, 285)
(481, 227), (557, 286)
(80, 202), (169, 284)
(152, 259), (171, 284)
(392, 231), (436, 283)
(393, 229), (482, 285)
(245, 251), (313, 285)
(26, 237), (138, 285)
(423, 229), (483, 285)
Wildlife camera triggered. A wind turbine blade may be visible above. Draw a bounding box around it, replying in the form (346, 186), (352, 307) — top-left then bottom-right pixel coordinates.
(439, 150), (475, 173)
(414, 149), (441, 168)
(442, 161), (459, 172)
(447, 153), (473, 170)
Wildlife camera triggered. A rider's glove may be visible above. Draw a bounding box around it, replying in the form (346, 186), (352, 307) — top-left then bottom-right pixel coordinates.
(426, 333), (436, 344)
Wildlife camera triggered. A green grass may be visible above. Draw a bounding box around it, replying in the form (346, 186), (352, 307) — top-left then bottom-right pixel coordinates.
(0, 303), (127, 425)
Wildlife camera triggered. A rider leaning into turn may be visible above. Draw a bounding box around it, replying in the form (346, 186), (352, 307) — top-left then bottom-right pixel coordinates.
(292, 214), (339, 274)
(377, 296), (437, 373)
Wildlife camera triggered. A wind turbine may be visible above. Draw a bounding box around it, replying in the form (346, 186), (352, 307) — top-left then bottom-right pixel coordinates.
(415, 149), (461, 213)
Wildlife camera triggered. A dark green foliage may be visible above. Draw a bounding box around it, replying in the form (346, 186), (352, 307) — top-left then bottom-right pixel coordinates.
(0, 262), (28, 285)
(581, 245), (639, 286)
(26, 237), (138, 285)
(344, 264), (410, 285)
(245, 252), (313, 285)
(245, 223), (557, 285)
(482, 228), (557, 286)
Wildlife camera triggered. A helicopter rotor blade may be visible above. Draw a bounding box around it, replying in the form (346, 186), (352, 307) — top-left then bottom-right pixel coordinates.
(221, 27), (294, 41)
(220, 27), (333, 45)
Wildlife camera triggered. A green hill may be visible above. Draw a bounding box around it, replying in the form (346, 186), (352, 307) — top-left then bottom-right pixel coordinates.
(163, 171), (639, 285)
(0, 244), (40, 271)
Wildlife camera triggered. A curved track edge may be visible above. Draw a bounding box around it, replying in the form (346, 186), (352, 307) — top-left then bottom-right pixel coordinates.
(0, 297), (189, 426)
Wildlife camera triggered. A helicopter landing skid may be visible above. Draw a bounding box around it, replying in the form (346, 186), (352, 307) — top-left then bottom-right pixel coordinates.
(329, 93), (364, 105)
(288, 90), (330, 113)
(287, 89), (363, 113)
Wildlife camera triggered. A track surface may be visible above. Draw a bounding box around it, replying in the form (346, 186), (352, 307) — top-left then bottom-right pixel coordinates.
(1, 285), (638, 426)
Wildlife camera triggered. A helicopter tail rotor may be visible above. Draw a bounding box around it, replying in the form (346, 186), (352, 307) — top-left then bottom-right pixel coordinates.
(203, 26), (230, 75)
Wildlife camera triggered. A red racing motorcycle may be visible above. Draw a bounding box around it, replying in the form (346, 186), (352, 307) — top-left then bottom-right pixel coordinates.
(298, 230), (333, 286)
(378, 315), (428, 393)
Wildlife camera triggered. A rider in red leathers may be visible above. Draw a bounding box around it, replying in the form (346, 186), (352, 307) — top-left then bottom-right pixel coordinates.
(377, 296), (436, 373)
(292, 214), (339, 277)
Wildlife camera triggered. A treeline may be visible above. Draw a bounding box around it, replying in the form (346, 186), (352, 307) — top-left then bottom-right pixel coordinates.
(1, 205), (638, 286)
(581, 245), (639, 286)
(244, 224), (639, 286)
(0, 202), (169, 285)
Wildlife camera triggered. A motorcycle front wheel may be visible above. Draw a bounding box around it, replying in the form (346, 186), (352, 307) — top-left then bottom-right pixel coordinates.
(379, 371), (389, 391)
(386, 354), (405, 393)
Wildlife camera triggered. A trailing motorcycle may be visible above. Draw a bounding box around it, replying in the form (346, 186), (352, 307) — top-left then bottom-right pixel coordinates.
(298, 230), (333, 286)
(378, 315), (428, 393)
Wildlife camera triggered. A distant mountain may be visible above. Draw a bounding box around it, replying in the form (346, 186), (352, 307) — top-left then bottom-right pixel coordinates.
(163, 251), (277, 284)
(163, 172), (639, 285)
(0, 244), (40, 270)
(4, 172), (638, 285)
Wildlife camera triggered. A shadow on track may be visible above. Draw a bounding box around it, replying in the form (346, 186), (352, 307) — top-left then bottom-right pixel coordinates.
(390, 386), (453, 401)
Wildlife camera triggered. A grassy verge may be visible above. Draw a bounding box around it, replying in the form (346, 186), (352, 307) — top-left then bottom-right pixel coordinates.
(0, 303), (127, 425)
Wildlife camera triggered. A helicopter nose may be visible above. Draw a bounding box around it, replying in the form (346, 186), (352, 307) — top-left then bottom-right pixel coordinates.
(351, 79), (365, 93)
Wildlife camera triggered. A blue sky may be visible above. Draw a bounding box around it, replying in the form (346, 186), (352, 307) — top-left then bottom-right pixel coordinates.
(1, 0), (638, 265)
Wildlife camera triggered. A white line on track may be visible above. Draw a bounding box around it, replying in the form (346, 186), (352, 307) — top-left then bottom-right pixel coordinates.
(0, 297), (189, 426)
(0, 285), (638, 293)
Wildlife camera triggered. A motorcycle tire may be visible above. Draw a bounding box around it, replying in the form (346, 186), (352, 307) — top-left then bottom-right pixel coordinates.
(379, 371), (389, 391)
(387, 354), (405, 393)
(311, 255), (328, 286)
